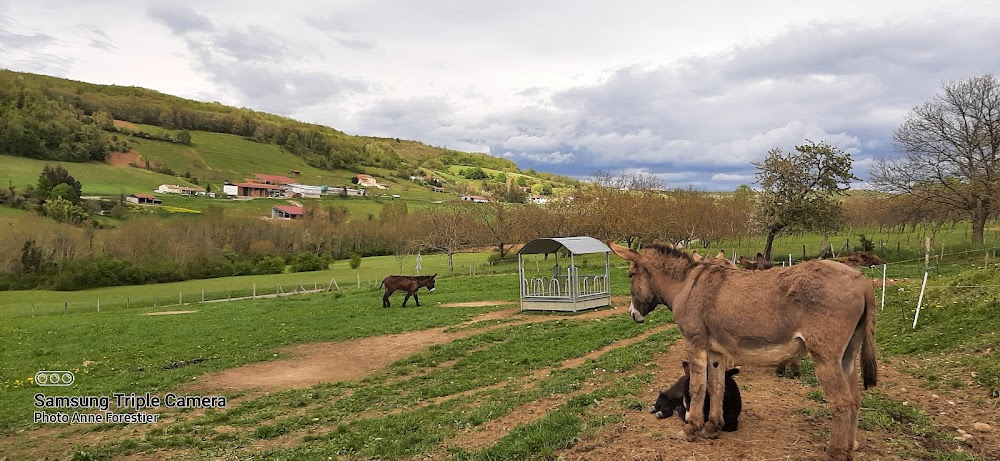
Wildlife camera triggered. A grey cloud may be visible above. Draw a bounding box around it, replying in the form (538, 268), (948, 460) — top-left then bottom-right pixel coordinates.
(146, 3), (213, 35)
(447, 15), (1000, 191)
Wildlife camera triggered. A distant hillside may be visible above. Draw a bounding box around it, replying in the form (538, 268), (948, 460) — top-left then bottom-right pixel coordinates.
(0, 69), (579, 199)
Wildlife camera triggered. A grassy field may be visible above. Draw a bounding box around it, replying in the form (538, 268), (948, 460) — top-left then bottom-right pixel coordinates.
(0, 154), (195, 196)
(0, 247), (997, 459)
(0, 252), (496, 318)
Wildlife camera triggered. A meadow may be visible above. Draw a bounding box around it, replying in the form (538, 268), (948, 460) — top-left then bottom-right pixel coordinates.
(0, 249), (997, 460)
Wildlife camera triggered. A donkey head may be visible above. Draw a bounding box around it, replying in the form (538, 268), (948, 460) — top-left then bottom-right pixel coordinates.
(607, 241), (666, 323)
(425, 274), (437, 292)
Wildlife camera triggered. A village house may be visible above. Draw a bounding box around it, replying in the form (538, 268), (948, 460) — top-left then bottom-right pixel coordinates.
(156, 184), (205, 196)
(271, 205), (304, 219)
(126, 193), (162, 206)
(353, 174), (378, 187)
(461, 195), (489, 203)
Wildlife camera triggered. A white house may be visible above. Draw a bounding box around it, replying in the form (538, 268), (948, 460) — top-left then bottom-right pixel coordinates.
(284, 183), (322, 199)
(156, 184), (205, 196)
(461, 195), (489, 203)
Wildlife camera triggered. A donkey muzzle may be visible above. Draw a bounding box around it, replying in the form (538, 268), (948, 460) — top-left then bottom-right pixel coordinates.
(629, 301), (646, 323)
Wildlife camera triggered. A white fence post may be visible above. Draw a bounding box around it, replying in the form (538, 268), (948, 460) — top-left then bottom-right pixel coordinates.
(880, 264), (887, 311)
(912, 271), (929, 329)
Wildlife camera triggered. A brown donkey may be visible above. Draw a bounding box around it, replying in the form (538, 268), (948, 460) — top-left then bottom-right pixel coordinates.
(608, 241), (877, 461)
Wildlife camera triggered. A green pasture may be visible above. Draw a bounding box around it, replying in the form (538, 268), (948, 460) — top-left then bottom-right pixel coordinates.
(0, 154), (194, 196)
(0, 252), (497, 318)
(0, 248), (997, 459)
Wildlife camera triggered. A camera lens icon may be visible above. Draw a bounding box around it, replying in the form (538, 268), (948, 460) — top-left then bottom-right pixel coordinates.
(35, 370), (75, 386)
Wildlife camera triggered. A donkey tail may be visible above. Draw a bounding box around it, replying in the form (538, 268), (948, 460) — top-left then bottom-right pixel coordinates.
(378, 279), (385, 290)
(860, 284), (878, 389)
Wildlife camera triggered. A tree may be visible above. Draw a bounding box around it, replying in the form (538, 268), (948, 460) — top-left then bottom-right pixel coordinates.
(42, 196), (90, 225)
(754, 141), (857, 260)
(478, 202), (527, 259)
(37, 165), (82, 203)
(870, 74), (1000, 244)
(48, 183), (79, 203)
(176, 130), (192, 145)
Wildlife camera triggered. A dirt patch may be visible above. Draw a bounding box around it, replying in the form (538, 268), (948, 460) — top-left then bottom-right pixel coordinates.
(105, 149), (142, 167)
(186, 307), (620, 393)
(142, 310), (198, 316)
(439, 300), (515, 307)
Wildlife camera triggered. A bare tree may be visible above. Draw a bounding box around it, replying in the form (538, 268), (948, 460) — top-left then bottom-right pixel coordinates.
(477, 201), (527, 259)
(411, 203), (476, 272)
(870, 74), (1000, 244)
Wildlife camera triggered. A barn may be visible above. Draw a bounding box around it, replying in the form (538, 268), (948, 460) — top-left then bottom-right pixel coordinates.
(517, 236), (611, 312)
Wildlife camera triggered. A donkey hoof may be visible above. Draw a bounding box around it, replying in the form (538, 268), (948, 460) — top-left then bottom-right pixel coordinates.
(682, 424), (699, 441)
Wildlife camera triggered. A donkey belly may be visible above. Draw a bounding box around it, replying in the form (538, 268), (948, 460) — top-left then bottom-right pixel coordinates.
(715, 336), (806, 367)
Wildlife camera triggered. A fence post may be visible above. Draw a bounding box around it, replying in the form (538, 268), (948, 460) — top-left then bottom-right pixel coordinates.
(127, 297), (130, 309)
(924, 237), (930, 270)
(64, 302), (67, 315)
(357, 272), (361, 288)
(202, 290), (205, 303)
(97, 299), (100, 313)
(880, 264), (887, 311)
(32, 304), (35, 318)
(253, 283), (256, 299)
(912, 271), (929, 330)
(179, 291), (183, 305)
(154, 295), (157, 308)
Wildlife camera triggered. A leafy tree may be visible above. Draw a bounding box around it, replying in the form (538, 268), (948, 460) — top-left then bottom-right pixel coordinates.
(42, 196), (90, 225)
(49, 183), (79, 203)
(754, 140), (857, 260)
(37, 165), (82, 203)
(870, 74), (1000, 244)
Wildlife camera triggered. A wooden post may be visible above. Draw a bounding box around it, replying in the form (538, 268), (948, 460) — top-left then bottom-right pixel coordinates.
(154, 295), (157, 308)
(913, 271), (929, 329)
(127, 297), (130, 309)
(253, 283), (256, 299)
(357, 272), (360, 288)
(32, 304), (35, 318)
(179, 291), (183, 305)
(201, 290), (205, 303)
(97, 299), (100, 313)
(802, 244), (806, 260)
(939, 241), (945, 261)
(64, 302), (67, 315)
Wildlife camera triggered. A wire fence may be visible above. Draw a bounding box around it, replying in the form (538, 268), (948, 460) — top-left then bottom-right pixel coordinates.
(5, 279), (342, 319)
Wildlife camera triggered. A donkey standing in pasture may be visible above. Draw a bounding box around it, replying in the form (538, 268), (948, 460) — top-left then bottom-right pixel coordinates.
(379, 274), (436, 307)
(608, 241), (877, 461)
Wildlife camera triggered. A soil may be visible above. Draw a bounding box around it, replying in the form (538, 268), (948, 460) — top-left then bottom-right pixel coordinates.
(105, 149), (142, 167)
(3, 303), (997, 461)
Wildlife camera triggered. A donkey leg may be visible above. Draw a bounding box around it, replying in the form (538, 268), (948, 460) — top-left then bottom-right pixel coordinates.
(413, 292), (420, 306)
(682, 349), (709, 441)
(813, 359), (856, 461)
(382, 290), (392, 308)
(703, 354), (726, 439)
(402, 293), (411, 307)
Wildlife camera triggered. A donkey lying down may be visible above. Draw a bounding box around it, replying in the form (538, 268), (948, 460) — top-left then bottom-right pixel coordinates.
(650, 360), (742, 432)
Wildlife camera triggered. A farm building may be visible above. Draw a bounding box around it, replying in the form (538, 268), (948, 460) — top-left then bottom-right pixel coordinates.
(284, 183), (322, 199)
(517, 236), (611, 312)
(231, 182), (284, 198)
(461, 195), (489, 203)
(271, 205), (305, 219)
(324, 186), (366, 197)
(354, 174), (378, 187)
(252, 173), (295, 185)
(156, 184), (205, 196)
(126, 193), (162, 206)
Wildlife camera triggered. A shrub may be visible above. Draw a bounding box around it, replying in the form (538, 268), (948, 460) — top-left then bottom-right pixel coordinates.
(349, 253), (362, 269)
(253, 256), (286, 275)
(290, 252), (330, 272)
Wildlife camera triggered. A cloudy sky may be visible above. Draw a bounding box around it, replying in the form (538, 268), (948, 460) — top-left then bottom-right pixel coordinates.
(2, 0), (998, 190)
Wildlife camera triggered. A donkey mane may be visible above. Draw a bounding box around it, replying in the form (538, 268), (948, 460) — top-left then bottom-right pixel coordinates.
(644, 243), (694, 262)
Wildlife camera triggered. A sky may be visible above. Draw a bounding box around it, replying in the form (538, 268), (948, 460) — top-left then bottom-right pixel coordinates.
(2, 0), (999, 191)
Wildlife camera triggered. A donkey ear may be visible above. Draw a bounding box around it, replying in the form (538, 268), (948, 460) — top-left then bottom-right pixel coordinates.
(715, 250), (725, 259)
(756, 253), (765, 263)
(431, 273), (437, 278)
(691, 252), (703, 262)
(606, 241), (640, 261)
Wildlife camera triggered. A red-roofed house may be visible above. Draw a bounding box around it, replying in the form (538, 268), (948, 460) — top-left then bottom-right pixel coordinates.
(353, 174), (378, 187)
(126, 193), (163, 206)
(271, 205), (305, 219)
(252, 173), (295, 185)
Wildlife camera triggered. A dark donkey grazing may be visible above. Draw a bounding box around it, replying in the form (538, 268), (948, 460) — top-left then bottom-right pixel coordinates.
(608, 241), (877, 461)
(380, 274), (436, 307)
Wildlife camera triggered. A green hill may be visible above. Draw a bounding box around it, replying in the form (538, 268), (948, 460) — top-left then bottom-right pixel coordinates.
(0, 69), (579, 202)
